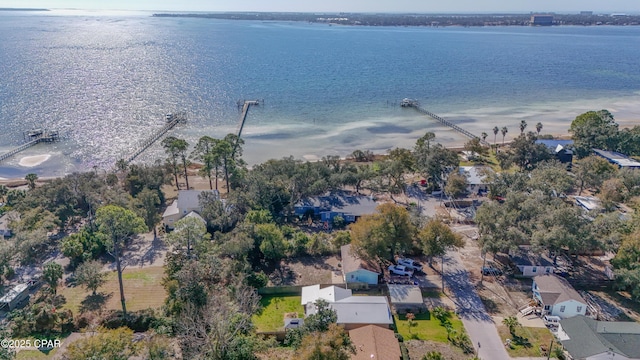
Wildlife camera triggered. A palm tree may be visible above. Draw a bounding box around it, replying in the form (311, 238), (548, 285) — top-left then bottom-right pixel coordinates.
(481, 132), (488, 143)
(493, 126), (499, 153)
(25, 173), (38, 190)
(536, 122), (543, 135)
(519, 120), (527, 134)
(501, 126), (508, 145)
(502, 316), (520, 335)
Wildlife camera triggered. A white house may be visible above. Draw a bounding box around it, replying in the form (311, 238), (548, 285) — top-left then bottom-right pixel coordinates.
(511, 248), (556, 277)
(341, 244), (380, 285)
(532, 274), (587, 319)
(558, 315), (640, 360)
(162, 190), (218, 229)
(301, 284), (393, 330)
(459, 166), (492, 195)
(0, 283), (29, 311)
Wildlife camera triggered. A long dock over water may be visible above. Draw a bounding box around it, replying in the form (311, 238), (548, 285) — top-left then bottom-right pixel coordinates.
(235, 100), (260, 139)
(122, 112), (186, 164)
(0, 130), (59, 163)
(401, 99), (489, 146)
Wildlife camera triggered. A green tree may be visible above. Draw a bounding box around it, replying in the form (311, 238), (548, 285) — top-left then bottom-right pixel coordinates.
(75, 260), (107, 295)
(493, 126), (499, 153)
(502, 316), (520, 335)
(162, 136), (190, 190)
(295, 323), (354, 360)
(445, 171), (469, 198)
(481, 132), (488, 143)
(569, 110), (619, 158)
(500, 133), (551, 171)
(64, 327), (138, 360)
(528, 161), (574, 196)
(167, 215), (211, 259)
(25, 173), (38, 190)
(574, 156), (617, 195)
(536, 122), (543, 135)
(501, 126), (508, 145)
(350, 203), (416, 263)
(95, 205), (146, 316)
(192, 136), (221, 190)
(423, 352), (445, 360)
(612, 230), (640, 300)
(134, 188), (161, 240)
(418, 219), (465, 264)
(414, 142), (459, 186)
(519, 120), (527, 134)
(464, 138), (487, 159)
(0, 184), (8, 203)
(256, 223), (286, 264)
(304, 299), (338, 332)
(43, 262), (63, 294)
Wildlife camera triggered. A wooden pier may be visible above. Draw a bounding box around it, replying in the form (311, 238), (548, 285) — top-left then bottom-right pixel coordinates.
(0, 130), (59, 163)
(233, 100), (260, 154)
(122, 112), (186, 164)
(401, 99), (489, 146)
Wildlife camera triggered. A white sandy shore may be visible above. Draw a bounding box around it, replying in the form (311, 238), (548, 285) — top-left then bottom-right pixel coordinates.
(18, 154), (51, 167)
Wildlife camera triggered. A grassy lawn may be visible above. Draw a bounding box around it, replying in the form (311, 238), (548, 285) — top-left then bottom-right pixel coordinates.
(498, 325), (555, 357)
(16, 349), (58, 360)
(395, 311), (464, 342)
(253, 295), (304, 332)
(58, 266), (166, 314)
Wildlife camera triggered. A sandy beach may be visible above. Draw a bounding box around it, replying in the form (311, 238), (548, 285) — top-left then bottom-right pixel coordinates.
(18, 154), (51, 167)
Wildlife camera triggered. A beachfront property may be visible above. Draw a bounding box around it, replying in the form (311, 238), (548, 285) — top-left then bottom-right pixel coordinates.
(593, 149), (640, 169)
(341, 244), (380, 285)
(348, 325), (402, 360)
(532, 274), (588, 319)
(162, 190), (219, 229)
(558, 315), (640, 360)
(458, 166), (491, 195)
(301, 284), (393, 330)
(294, 191), (378, 224)
(536, 139), (574, 165)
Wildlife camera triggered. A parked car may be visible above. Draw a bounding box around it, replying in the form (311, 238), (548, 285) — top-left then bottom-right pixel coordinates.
(481, 267), (502, 276)
(397, 258), (423, 273)
(388, 265), (413, 277)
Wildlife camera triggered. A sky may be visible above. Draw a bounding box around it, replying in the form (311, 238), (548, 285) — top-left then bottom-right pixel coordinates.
(0, 0), (639, 13)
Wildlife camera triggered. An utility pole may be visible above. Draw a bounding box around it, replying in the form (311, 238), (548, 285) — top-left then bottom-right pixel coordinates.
(547, 338), (554, 360)
(480, 251), (486, 285)
(441, 254), (445, 293)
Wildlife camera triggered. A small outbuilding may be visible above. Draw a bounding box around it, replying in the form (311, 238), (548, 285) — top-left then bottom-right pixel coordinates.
(388, 284), (425, 314)
(341, 244), (380, 285)
(0, 283), (29, 311)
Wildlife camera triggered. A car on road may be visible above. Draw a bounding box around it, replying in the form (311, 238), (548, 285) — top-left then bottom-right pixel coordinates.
(388, 265), (413, 276)
(397, 258), (423, 273)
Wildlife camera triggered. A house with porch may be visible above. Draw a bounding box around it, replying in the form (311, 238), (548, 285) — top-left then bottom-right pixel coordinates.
(558, 315), (640, 360)
(301, 284), (393, 330)
(341, 244), (380, 285)
(532, 274), (587, 319)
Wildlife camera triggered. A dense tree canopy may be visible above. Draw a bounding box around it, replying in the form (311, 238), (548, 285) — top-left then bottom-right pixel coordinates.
(569, 110), (619, 158)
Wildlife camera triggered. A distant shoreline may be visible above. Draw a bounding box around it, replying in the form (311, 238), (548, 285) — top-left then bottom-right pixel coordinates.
(152, 12), (640, 27)
(0, 8), (49, 12)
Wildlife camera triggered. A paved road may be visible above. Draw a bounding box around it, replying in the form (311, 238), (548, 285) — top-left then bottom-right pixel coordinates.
(444, 251), (511, 360)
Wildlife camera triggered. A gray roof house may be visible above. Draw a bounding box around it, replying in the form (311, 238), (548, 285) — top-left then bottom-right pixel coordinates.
(341, 244), (380, 285)
(294, 191), (378, 224)
(301, 284), (393, 330)
(593, 149), (640, 169)
(458, 166), (492, 194)
(162, 190), (219, 229)
(533, 274), (587, 319)
(558, 315), (640, 360)
(511, 247), (556, 277)
(388, 284), (425, 314)
(0, 283), (29, 311)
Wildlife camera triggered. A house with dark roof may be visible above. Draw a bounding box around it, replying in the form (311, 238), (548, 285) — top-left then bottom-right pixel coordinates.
(162, 190), (219, 229)
(533, 274), (587, 319)
(301, 284), (393, 330)
(511, 247), (556, 277)
(294, 191), (378, 223)
(388, 284), (425, 314)
(593, 149), (640, 169)
(349, 325), (402, 360)
(341, 244), (380, 285)
(536, 139), (574, 164)
(558, 315), (640, 360)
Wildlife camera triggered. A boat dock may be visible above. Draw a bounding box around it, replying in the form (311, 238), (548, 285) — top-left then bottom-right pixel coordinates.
(401, 98), (489, 146)
(235, 100), (260, 139)
(0, 130), (59, 163)
(122, 112), (187, 164)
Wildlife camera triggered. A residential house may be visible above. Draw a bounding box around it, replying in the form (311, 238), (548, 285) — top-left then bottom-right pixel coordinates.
(301, 284), (393, 330)
(511, 248), (556, 277)
(458, 166), (491, 195)
(294, 191), (378, 224)
(162, 190), (219, 229)
(558, 315), (640, 360)
(341, 244), (380, 285)
(0, 283), (29, 311)
(532, 274), (587, 319)
(593, 149), (640, 169)
(536, 139), (574, 165)
(349, 325), (402, 360)
(388, 284), (425, 314)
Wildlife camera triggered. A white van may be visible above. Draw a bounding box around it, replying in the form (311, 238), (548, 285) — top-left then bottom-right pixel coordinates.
(543, 315), (561, 327)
